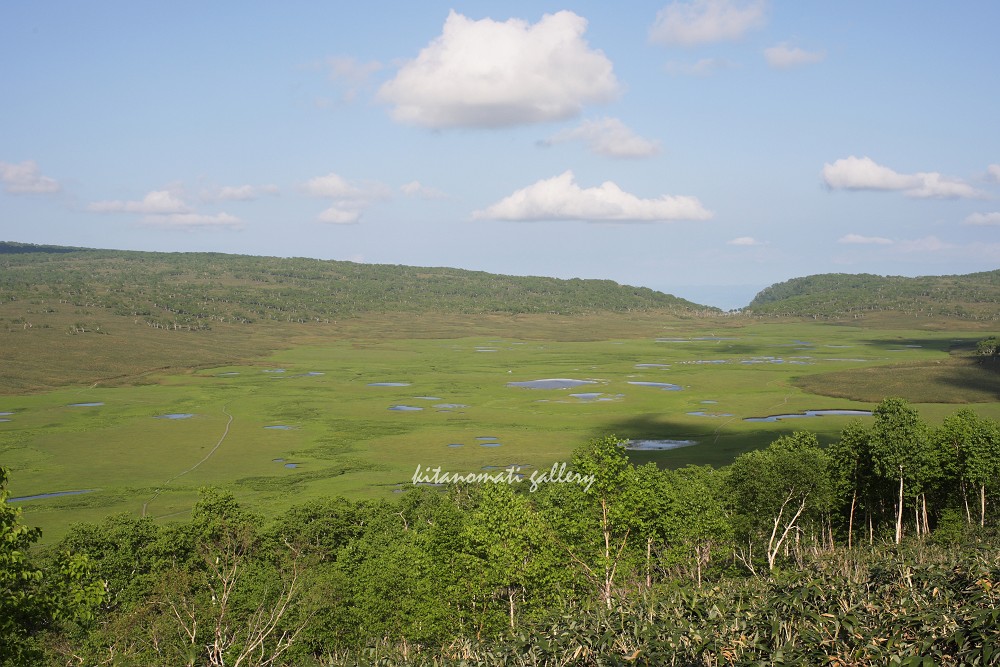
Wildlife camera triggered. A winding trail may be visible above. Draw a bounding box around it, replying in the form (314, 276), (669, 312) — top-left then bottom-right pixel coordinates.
(142, 405), (234, 517)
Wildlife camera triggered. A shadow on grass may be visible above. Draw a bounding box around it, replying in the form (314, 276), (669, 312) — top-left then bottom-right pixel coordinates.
(589, 414), (835, 469)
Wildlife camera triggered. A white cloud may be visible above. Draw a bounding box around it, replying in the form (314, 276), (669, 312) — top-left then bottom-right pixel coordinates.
(88, 190), (190, 214)
(650, 0), (767, 47)
(141, 212), (243, 230)
(764, 44), (825, 68)
(663, 58), (736, 76)
(401, 181), (449, 199)
(317, 207), (361, 224)
(822, 156), (981, 199)
(472, 170), (712, 222)
(988, 164), (1000, 183)
(205, 184), (279, 201)
(543, 117), (661, 158)
(378, 10), (619, 128)
(0, 160), (60, 194)
(965, 212), (1000, 226)
(302, 172), (390, 223)
(727, 236), (764, 246)
(838, 233), (893, 245)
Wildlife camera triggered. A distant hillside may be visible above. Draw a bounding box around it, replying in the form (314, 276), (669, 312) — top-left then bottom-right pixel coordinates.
(0, 242), (714, 329)
(745, 271), (1000, 320)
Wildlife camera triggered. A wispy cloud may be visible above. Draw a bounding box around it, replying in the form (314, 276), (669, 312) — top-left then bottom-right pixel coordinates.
(401, 181), (449, 200)
(88, 190), (190, 214)
(822, 156), (982, 199)
(542, 117), (661, 158)
(764, 43), (825, 68)
(473, 170), (711, 222)
(965, 212), (1000, 226)
(650, 0), (767, 46)
(0, 160), (60, 194)
(838, 233), (893, 245)
(202, 184), (279, 202)
(663, 57), (736, 76)
(727, 236), (764, 246)
(378, 10), (618, 128)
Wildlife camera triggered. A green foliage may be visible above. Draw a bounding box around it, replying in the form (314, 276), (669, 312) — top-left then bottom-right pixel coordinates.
(746, 270), (1000, 320)
(0, 467), (105, 666)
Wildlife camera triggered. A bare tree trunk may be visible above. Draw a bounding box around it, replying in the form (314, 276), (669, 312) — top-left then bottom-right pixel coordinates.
(981, 485), (987, 528)
(963, 482), (972, 524)
(895, 472), (904, 545)
(848, 490), (857, 549)
(922, 494), (930, 535)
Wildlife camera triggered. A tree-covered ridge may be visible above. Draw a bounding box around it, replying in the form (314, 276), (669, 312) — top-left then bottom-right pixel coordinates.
(0, 242), (714, 328)
(746, 270), (1000, 320)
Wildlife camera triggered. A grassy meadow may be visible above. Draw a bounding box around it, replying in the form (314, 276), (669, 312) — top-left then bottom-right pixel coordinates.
(3, 311), (998, 543)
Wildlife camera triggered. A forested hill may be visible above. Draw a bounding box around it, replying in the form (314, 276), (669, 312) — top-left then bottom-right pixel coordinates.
(745, 270), (1000, 320)
(0, 242), (713, 328)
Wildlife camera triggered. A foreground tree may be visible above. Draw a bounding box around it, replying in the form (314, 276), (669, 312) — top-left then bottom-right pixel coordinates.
(0, 467), (106, 666)
(869, 398), (929, 543)
(726, 432), (832, 573)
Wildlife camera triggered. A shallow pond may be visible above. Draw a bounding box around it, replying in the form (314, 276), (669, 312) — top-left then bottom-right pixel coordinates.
(388, 405), (423, 411)
(368, 382), (411, 387)
(156, 413), (195, 420)
(625, 439), (697, 451)
(744, 409), (873, 422)
(68, 402), (104, 407)
(627, 381), (682, 391)
(265, 425), (295, 430)
(507, 378), (597, 389)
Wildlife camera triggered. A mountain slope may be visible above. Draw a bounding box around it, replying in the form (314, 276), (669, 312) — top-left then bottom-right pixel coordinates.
(745, 271), (1000, 320)
(0, 242), (715, 330)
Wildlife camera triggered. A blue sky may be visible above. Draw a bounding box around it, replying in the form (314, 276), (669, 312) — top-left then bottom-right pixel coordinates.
(2, 1), (998, 309)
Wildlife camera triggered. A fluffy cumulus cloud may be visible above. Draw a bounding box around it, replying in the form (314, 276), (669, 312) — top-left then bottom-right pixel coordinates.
(543, 117), (661, 158)
(88, 190), (190, 214)
(472, 170), (712, 222)
(650, 0), (767, 46)
(822, 156), (981, 199)
(965, 212), (1000, 226)
(764, 44), (825, 68)
(303, 172), (391, 224)
(838, 233), (893, 245)
(0, 160), (60, 194)
(378, 10), (619, 128)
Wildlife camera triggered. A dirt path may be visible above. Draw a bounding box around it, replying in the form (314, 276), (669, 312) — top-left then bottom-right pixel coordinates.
(142, 405), (234, 517)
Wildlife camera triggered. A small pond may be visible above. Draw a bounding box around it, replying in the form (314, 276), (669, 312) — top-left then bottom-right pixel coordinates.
(687, 411), (734, 417)
(68, 402), (104, 407)
(389, 405), (423, 411)
(156, 413), (195, 420)
(508, 378), (597, 390)
(744, 409), (873, 422)
(368, 382), (411, 387)
(263, 368), (286, 373)
(265, 425), (295, 430)
(625, 439), (697, 451)
(435, 403), (468, 409)
(628, 381), (682, 391)
(447, 443), (464, 448)
(635, 363), (670, 368)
